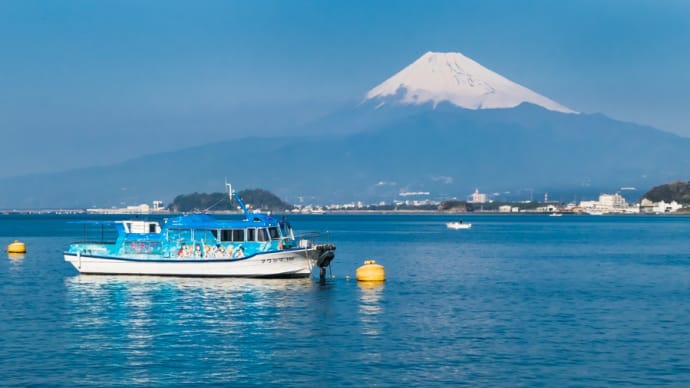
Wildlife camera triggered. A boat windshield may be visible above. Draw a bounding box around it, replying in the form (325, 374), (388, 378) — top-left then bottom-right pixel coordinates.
(279, 219), (294, 240)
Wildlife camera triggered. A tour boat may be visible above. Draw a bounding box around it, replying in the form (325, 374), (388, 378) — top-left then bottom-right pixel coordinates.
(64, 184), (336, 278)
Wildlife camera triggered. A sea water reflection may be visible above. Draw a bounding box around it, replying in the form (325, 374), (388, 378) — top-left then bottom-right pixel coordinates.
(63, 275), (330, 384)
(60, 275), (393, 384)
(64, 275), (318, 332)
(358, 281), (384, 336)
(7, 252), (26, 261)
(6, 253), (26, 273)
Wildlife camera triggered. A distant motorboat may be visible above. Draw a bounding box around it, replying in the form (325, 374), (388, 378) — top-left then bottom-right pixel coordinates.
(549, 212), (563, 217)
(447, 221), (472, 230)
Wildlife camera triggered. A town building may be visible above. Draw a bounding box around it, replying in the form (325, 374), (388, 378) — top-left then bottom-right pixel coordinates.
(578, 193), (638, 214)
(639, 198), (684, 213)
(469, 188), (487, 204)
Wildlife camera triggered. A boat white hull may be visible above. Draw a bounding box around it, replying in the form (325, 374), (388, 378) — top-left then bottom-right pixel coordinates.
(447, 222), (472, 229)
(64, 248), (319, 278)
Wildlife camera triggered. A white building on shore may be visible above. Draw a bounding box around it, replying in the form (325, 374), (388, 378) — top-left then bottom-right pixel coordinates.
(639, 198), (684, 213)
(579, 193), (638, 214)
(87, 201), (167, 214)
(469, 189), (488, 204)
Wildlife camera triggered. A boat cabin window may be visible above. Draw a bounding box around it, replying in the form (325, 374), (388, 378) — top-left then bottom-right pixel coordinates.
(243, 228), (270, 242)
(257, 228), (269, 242)
(193, 229), (217, 244)
(219, 229), (245, 242)
(279, 220), (293, 239)
(168, 229), (192, 243)
(123, 221), (161, 234)
(268, 227), (280, 240)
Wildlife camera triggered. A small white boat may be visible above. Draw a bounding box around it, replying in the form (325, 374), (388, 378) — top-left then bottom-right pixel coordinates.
(549, 212), (562, 217)
(446, 221), (472, 230)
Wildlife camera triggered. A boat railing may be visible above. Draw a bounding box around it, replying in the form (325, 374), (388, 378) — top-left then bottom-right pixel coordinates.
(69, 240), (118, 246)
(293, 231), (331, 248)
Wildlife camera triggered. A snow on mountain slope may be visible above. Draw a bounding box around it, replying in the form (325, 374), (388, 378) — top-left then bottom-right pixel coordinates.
(366, 51), (576, 114)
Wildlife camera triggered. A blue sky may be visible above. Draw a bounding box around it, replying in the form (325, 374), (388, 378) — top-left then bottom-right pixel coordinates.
(1, 0), (690, 176)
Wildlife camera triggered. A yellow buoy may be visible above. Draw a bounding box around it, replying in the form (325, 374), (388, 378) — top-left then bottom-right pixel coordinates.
(356, 259), (385, 282)
(7, 240), (26, 254)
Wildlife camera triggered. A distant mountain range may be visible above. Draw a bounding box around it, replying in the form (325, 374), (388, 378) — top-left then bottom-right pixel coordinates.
(1, 51), (689, 208)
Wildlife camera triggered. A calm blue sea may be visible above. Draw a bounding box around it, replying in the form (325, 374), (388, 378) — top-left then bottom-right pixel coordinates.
(1, 213), (690, 386)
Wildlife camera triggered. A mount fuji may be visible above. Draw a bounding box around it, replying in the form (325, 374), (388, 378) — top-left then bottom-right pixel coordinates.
(365, 51), (576, 113)
(2, 51), (690, 208)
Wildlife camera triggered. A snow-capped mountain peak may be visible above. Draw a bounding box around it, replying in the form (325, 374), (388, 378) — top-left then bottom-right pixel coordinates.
(365, 51), (576, 113)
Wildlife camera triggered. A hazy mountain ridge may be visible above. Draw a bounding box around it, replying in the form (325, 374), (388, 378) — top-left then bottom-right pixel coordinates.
(1, 103), (689, 208)
(2, 51), (690, 208)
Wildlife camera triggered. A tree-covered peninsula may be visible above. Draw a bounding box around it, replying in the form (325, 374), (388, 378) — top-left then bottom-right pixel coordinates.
(168, 189), (294, 213)
(643, 181), (690, 204)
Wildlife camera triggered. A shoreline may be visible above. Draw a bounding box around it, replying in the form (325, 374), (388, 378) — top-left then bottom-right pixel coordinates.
(2, 209), (689, 216)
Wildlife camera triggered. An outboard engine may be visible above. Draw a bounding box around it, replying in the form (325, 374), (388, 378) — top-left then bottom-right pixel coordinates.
(315, 244), (336, 279)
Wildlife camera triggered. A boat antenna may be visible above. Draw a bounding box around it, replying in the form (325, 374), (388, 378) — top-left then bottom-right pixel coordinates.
(226, 181), (251, 219)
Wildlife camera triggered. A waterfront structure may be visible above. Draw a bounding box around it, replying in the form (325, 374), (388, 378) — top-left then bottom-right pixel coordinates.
(470, 189), (488, 204)
(86, 201), (168, 215)
(579, 193), (638, 214)
(639, 198), (684, 214)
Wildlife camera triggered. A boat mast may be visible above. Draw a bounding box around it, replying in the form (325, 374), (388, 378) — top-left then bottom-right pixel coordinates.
(226, 182), (251, 219)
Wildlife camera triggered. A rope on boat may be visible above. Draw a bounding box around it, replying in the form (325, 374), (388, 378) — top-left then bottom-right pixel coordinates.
(202, 196), (229, 212)
(305, 244), (314, 274)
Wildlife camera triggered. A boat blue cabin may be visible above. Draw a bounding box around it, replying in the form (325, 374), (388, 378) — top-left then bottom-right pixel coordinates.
(162, 213), (297, 258)
(69, 212), (301, 260)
